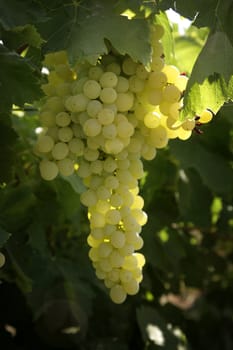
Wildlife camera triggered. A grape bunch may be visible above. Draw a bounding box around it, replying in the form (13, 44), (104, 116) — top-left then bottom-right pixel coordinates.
(35, 23), (213, 303)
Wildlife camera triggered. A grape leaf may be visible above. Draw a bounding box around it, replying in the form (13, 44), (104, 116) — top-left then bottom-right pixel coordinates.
(38, 1), (151, 65)
(177, 168), (212, 227)
(155, 11), (175, 65)
(160, 0), (219, 28)
(181, 31), (233, 118)
(0, 116), (18, 182)
(2, 24), (44, 51)
(0, 45), (42, 111)
(170, 136), (233, 196)
(217, 0), (233, 47)
(0, 0), (46, 30)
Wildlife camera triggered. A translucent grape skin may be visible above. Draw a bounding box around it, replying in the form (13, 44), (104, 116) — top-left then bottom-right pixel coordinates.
(36, 34), (214, 303)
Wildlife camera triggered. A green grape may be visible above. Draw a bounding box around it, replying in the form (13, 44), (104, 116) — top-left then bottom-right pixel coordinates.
(36, 135), (54, 153)
(199, 109), (213, 123)
(97, 108), (115, 125)
(39, 159), (59, 180)
(57, 157), (74, 176)
(151, 56), (164, 71)
(0, 252), (6, 268)
(39, 111), (56, 127)
(68, 138), (84, 156)
(72, 77), (88, 94)
(163, 84), (181, 103)
(83, 118), (102, 137)
(99, 71), (118, 88)
(58, 126), (73, 142)
(106, 62), (121, 75)
(115, 76), (129, 93)
(88, 66), (104, 80)
(144, 111), (161, 128)
(52, 142), (69, 160)
(129, 76), (145, 93)
(148, 71), (167, 89)
(123, 279), (139, 295)
(102, 124), (117, 139)
(99, 87), (117, 104)
(115, 92), (134, 112)
(110, 230), (126, 248)
(87, 100), (103, 117)
(162, 65), (180, 83)
(105, 209), (121, 225)
(83, 148), (99, 162)
(136, 64), (149, 80)
(56, 111), (71, 127)
(65, 94), (89, 112)
(122, 57), (137, 75)
(83, 79), (101, 99)
(56, 82), (71, 96)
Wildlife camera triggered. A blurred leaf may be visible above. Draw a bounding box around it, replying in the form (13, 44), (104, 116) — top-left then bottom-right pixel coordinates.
(60, 174), (85, 195)
(217, 0), (233, 47)
(0, 45), (42, 111)
(0, 226), (11, 248)
(177, 168), (212, 227)
(0, 116), (18, 182)
(0, 0), (46, 29)
(170, 136), (233, 196)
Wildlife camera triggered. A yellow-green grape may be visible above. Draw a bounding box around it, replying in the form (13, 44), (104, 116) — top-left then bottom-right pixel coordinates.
(148, 71), (167, 89)
(65, 94), (89, 112)
(39, 159), (59, 180)
(99, 72), (118, 88)
(110, 284), (127, 304)
(199, 109), (213, 123)
(83, 80), (101, 99)
(163, 84), (181, 103)
(37, 40), (214, 304)
(36, 135), (54, 153)
(58, 127), (73, 142)
(115, 92), (134, 112)
(99, 87), (117, 104)
(57, 158), (74, 176)
(52, 142), (69, 160)
(56, 112), (71, 127)
(0, 252), (6, 268)
(83, 118), (102, 137)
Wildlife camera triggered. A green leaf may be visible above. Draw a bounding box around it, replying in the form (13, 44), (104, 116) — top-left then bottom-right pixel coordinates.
(174, 35), (204, 75)
(166, 0), (219, 28)
(0, 226), (11, 248)
(170, 136), (233, 196)
(0, 115), (18, 182)
(0, 45), (42, 111)
(181, 31), (233, 118)
(217, 0), (233, 47)
(177, 168), (212, 227)
(155, 11), (175, 64)
(2, 24), (44, 51)
(39, 1), (151, 65)
(0, 0), (46, 30)
(60, 174), (85, 194)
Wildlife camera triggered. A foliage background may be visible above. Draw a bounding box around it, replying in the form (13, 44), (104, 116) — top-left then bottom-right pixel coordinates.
(0, 1), (233, 349)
